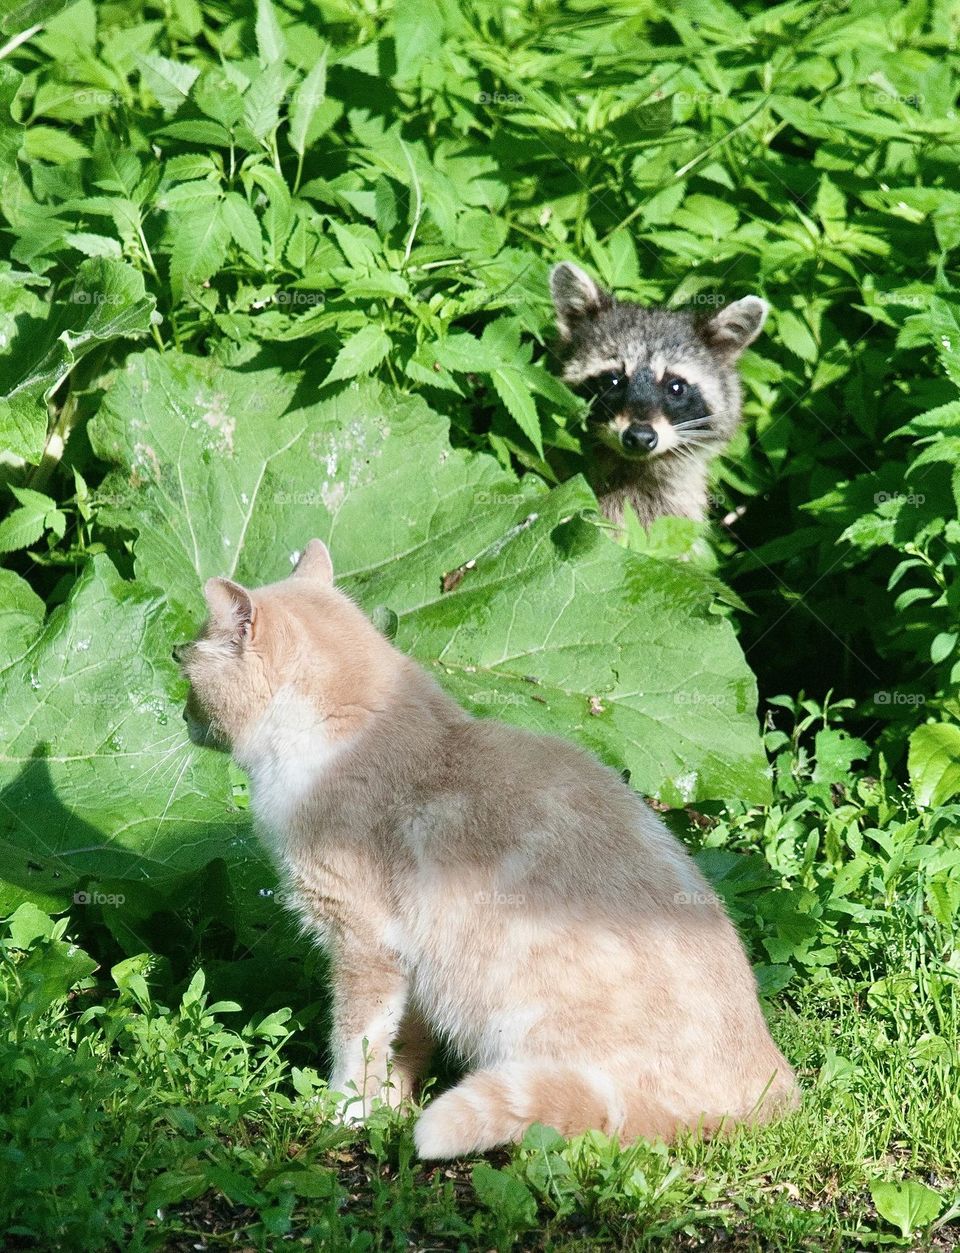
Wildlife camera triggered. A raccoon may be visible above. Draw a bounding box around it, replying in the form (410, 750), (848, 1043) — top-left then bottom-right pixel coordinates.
(550, 262), (768, 528)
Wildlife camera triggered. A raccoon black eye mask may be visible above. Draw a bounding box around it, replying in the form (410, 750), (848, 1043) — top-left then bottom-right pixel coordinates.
(550, 261), (769, 528)
(575, 368), (712, 455)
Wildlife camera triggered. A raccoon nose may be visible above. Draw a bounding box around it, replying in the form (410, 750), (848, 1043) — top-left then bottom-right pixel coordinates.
(622, 424), (658, 452)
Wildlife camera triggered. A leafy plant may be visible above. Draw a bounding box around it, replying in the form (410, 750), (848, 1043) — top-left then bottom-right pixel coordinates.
(2, 0), (960, 1247)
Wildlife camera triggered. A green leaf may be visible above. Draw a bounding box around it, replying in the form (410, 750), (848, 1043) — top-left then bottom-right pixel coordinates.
(221, 192), (264, 266)
(0, 554), (258, 905)
(908, 723), (960, 808)
(324, 324), (391, 383)
(393, 0), (444, 87)
(254, 0), (287, 65)
(0, 487), (58, 553)
(12, 936), (98, 1019)
(490, 366), (544, 457)
(288, 53), (327, 156)
(7, 901), (57, 948)
(0, 260), (156, 463)
(1, 0), (76, 32)
(870, 1179), (941, 1237)
(931, 631), (957, 665)
(22, 125), (90, 164)
(85, 352), (767, 809)
(63, 232), (123, 258)
(0, 569), (44, 659)
(242, 62), (289, 141)
(471, 1165), (537, 1229)
(0, 509), (44, 554)
(168, 202), (231, 302)
(138, 54), (199, 115)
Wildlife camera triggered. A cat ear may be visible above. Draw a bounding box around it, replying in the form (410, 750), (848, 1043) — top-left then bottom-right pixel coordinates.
(550, 262), (610, 340)
(701, 296), (769, 360)
(204, 577), (255, 644)
(292, 538), (334, 584)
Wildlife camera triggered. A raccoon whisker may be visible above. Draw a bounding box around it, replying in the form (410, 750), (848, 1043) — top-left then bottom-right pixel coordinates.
(674, 433), (720, 449)
(671, 417), (715, 431)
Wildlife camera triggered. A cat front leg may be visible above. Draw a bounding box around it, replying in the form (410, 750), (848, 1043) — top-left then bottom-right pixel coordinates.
(327, 938), (412, 1120)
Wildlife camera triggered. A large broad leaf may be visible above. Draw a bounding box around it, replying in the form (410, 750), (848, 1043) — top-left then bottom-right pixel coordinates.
(0, 349), (766, 910)
(908, 722), (960, 808)
(0, 259), (157, 463)
(89, 350), (766, 802)
(0, 557), (254, 916)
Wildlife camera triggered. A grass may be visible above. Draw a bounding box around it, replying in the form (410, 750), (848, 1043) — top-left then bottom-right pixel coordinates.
(3, 735), (958, 1251)
(2, 0), (960, 1246)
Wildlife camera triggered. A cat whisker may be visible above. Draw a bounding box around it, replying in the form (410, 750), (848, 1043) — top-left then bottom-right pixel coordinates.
(128, 735), (190, 790)
(153, 747), (193, 838)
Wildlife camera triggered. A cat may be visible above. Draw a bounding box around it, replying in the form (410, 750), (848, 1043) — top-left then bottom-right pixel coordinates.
(176, 539), (799, 1158)
(550, 261), (769, 527)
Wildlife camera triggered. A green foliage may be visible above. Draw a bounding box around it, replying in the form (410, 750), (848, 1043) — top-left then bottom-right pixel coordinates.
(0, 824), (957, 1251)
(2, 0), (960, 1246)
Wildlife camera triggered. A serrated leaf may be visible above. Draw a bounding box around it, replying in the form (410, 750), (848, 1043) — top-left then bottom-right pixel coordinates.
(242, 62), (289, 141)
(0, 505), (47, 553)
(63, 231), (123, 258)
(221, 192), (263, 266)
(324, 324), (391, 383)
(255, 0), (287, 65)
(288, 54), (327, 157)
(248, 164), (293, 265)
(168, 202), (231, 303)
(22, 125), (90, 164)
(393, 0), (444, 87)
(139, 53), (199, 115)
(490, 366), (544, 457)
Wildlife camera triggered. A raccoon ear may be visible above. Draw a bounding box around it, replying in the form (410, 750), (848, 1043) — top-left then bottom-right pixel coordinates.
(701, 296), (769, 359)
(292, 538), (334, 584)
(550, 262), (610, 339)
(204, 577), (255, 644)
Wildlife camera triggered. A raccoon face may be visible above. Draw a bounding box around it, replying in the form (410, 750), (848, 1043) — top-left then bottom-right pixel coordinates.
(550, 262), (768, 462)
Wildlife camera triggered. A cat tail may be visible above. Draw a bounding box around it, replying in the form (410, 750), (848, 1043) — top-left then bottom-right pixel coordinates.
(413, 1061), (680, 1159)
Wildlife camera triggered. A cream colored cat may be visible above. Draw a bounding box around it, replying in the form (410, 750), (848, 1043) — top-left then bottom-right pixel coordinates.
(176, 540), (799, 1158)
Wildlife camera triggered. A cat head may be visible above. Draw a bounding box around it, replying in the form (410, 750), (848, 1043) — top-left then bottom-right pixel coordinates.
(550, 261), (768, 462)
(174, 540), (395, 758)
